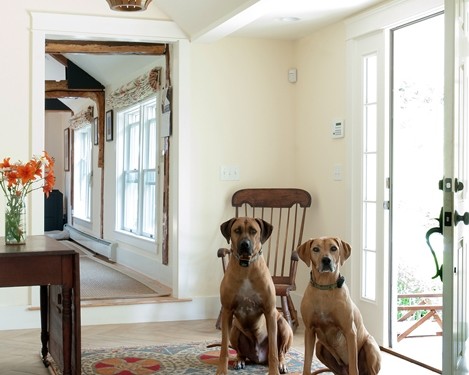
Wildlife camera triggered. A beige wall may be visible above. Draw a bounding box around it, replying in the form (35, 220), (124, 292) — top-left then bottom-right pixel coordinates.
(294, 22), (349, 293)
(0, 1), (349, 324)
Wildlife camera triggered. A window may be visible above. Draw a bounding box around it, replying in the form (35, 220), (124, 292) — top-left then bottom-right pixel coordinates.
(73, 125), (92, 221)
(361, 53), (378, 301)
(117, 97), (158, 240)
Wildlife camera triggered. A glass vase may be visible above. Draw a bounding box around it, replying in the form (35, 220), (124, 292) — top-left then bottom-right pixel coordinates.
(5, 196), (26, 245)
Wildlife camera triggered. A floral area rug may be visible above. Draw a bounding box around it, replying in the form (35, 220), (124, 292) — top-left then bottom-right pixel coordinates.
(47, 340), (332, 375)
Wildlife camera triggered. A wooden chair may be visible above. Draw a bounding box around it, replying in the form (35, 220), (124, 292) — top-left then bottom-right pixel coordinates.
(216, 188), (312, 331)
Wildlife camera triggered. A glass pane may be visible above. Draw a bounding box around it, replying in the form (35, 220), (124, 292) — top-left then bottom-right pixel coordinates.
(363, 202), (376, 249)
(364, 54), (377, 104)
(123, 170), (138, 232)
(144, 119), (157, 170)
(364, 153), (377, 201)
(142, 170), (156, 236)
(127, 123), (140, 170)
(73, 125), (92, 220)
(362, 250), (376, 300)
(365, 104), (377, 152)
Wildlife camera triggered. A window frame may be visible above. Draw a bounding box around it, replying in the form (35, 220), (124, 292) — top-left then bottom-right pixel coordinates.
(72, 124), (93, 222)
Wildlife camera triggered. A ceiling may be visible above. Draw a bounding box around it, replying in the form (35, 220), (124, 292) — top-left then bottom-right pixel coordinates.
(45, 0), (389, 111)
(154, 0), (390, 42)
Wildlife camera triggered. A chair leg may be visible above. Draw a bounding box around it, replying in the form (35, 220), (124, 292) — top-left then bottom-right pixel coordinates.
(281, 296), (294, 329)
(286, 294), (299, 332)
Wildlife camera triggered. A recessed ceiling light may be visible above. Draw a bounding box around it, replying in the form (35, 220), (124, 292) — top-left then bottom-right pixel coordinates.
(277, 17), (301, 22)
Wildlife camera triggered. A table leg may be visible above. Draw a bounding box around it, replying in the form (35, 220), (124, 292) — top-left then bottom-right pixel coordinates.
(62, 286), (72, 375)
(40, 285), (50, 367)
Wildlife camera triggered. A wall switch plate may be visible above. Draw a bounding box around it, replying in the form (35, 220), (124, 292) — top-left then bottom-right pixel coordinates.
(220, 165), (240, 181)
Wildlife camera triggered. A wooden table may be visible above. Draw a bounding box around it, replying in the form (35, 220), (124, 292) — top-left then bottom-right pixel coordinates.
(0, 235), (81, 374)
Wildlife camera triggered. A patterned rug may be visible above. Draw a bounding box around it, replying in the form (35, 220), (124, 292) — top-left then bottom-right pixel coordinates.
(47, 341), (332, 375)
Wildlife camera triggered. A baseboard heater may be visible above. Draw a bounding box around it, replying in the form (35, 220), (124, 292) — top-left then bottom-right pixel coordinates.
(64, 224), (117, 262)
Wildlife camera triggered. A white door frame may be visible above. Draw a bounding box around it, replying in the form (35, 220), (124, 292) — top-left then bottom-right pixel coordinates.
(346, 0), (444, 346)
(30, 12), (190, 299)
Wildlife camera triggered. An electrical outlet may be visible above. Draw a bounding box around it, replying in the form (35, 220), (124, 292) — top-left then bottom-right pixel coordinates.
(220, 166), (240, 181)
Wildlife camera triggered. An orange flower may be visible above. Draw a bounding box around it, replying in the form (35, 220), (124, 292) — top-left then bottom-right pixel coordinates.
(0, 151), (55, 201)
(0, 158), (11, 170)
(6, 170), (18, 187)
(17, 162), (37, 185)
(43, 170), (55, 197)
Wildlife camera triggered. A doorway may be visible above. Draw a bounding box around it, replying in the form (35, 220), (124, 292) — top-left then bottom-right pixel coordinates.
(390, 12), (444, 371)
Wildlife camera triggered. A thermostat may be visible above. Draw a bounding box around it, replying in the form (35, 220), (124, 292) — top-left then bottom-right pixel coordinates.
(288, 68), (297, 83)
(332, 120), (344, 139)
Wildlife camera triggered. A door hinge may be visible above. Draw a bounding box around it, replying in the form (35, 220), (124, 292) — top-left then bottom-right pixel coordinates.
(383, 201), (390, 210)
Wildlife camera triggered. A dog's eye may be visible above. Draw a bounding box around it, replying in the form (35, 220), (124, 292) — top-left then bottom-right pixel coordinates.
(249, 228), (257, 235)
(312, 247), (320, 253)
(331, 245), (338, 252)
(234, 228), (241, 234)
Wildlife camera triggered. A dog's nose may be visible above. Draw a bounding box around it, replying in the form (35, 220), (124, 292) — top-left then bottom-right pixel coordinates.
(322, 257), (331, 266)
(239, 239), (252, 255)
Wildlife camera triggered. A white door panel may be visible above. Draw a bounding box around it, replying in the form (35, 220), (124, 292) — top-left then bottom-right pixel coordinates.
(443, 0), (469, 373)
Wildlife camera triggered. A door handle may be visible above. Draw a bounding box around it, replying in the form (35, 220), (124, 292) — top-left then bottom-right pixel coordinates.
(455, 210), (469, 225)
(425, 207), (443, 281)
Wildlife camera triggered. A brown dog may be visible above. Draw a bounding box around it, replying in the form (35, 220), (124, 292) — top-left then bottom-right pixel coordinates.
(216, 217), (293, 375)
(297, 237), (381, 375)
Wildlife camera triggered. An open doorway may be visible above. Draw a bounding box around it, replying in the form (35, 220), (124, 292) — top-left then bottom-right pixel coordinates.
(390, 12), (444, 371)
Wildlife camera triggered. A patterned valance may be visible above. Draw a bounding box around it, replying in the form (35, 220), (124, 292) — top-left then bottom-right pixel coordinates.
(69, 106), (94, 129)
(106, 67), (162, 110)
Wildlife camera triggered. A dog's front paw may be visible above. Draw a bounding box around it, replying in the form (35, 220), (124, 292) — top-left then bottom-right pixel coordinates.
(232, 358), (246, 370)
(279, 362), (289, 374)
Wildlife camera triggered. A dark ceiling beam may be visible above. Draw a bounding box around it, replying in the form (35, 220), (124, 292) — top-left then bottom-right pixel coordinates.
(45, 80), (104, 92)
(45, 40), (167, 55)
(67, 60), (104, 90)
(45, 98), (72, 111)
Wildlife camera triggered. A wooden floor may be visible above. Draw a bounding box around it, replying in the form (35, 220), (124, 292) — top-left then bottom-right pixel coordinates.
(0, 319), (439, 374)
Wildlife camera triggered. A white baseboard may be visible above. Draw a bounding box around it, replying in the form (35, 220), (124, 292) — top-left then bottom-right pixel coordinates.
(0, 296), (221, 330)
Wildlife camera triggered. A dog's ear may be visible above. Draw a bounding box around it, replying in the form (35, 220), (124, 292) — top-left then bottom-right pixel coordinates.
(297, 239), (314, 267)
(255, 218), (273, 244)
(220, 218), (237, 244)
(337, 238), (352, 265)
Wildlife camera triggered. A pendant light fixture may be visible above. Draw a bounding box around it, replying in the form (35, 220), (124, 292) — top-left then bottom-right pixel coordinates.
(106, 0), (152, 11)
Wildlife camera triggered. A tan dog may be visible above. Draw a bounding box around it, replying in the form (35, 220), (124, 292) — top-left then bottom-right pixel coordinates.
(216, 217), (293, 375)
(297, 237), (381, 375)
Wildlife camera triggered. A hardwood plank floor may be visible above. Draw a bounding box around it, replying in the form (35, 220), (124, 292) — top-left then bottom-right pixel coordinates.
(0, 319), (439, 374)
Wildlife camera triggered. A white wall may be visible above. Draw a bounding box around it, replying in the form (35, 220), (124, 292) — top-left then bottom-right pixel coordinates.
(0, 0), (350, 327)
(45, 111), (70, 194)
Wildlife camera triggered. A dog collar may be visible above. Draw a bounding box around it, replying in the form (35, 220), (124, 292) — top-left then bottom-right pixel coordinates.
(231, 249), (263, 267)
(309, 271), (345, 290)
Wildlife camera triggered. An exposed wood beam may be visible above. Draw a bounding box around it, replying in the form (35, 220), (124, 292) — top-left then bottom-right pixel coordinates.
(45, 40), (167, 55)
(45, 81), (104, 92)
(50, 53), (68, 66)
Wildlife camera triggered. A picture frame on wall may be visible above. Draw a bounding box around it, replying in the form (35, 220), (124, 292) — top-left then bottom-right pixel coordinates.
(64, 128), (70, 171)
(93, 117), (99, 145)
(106, 110), (113, 142)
